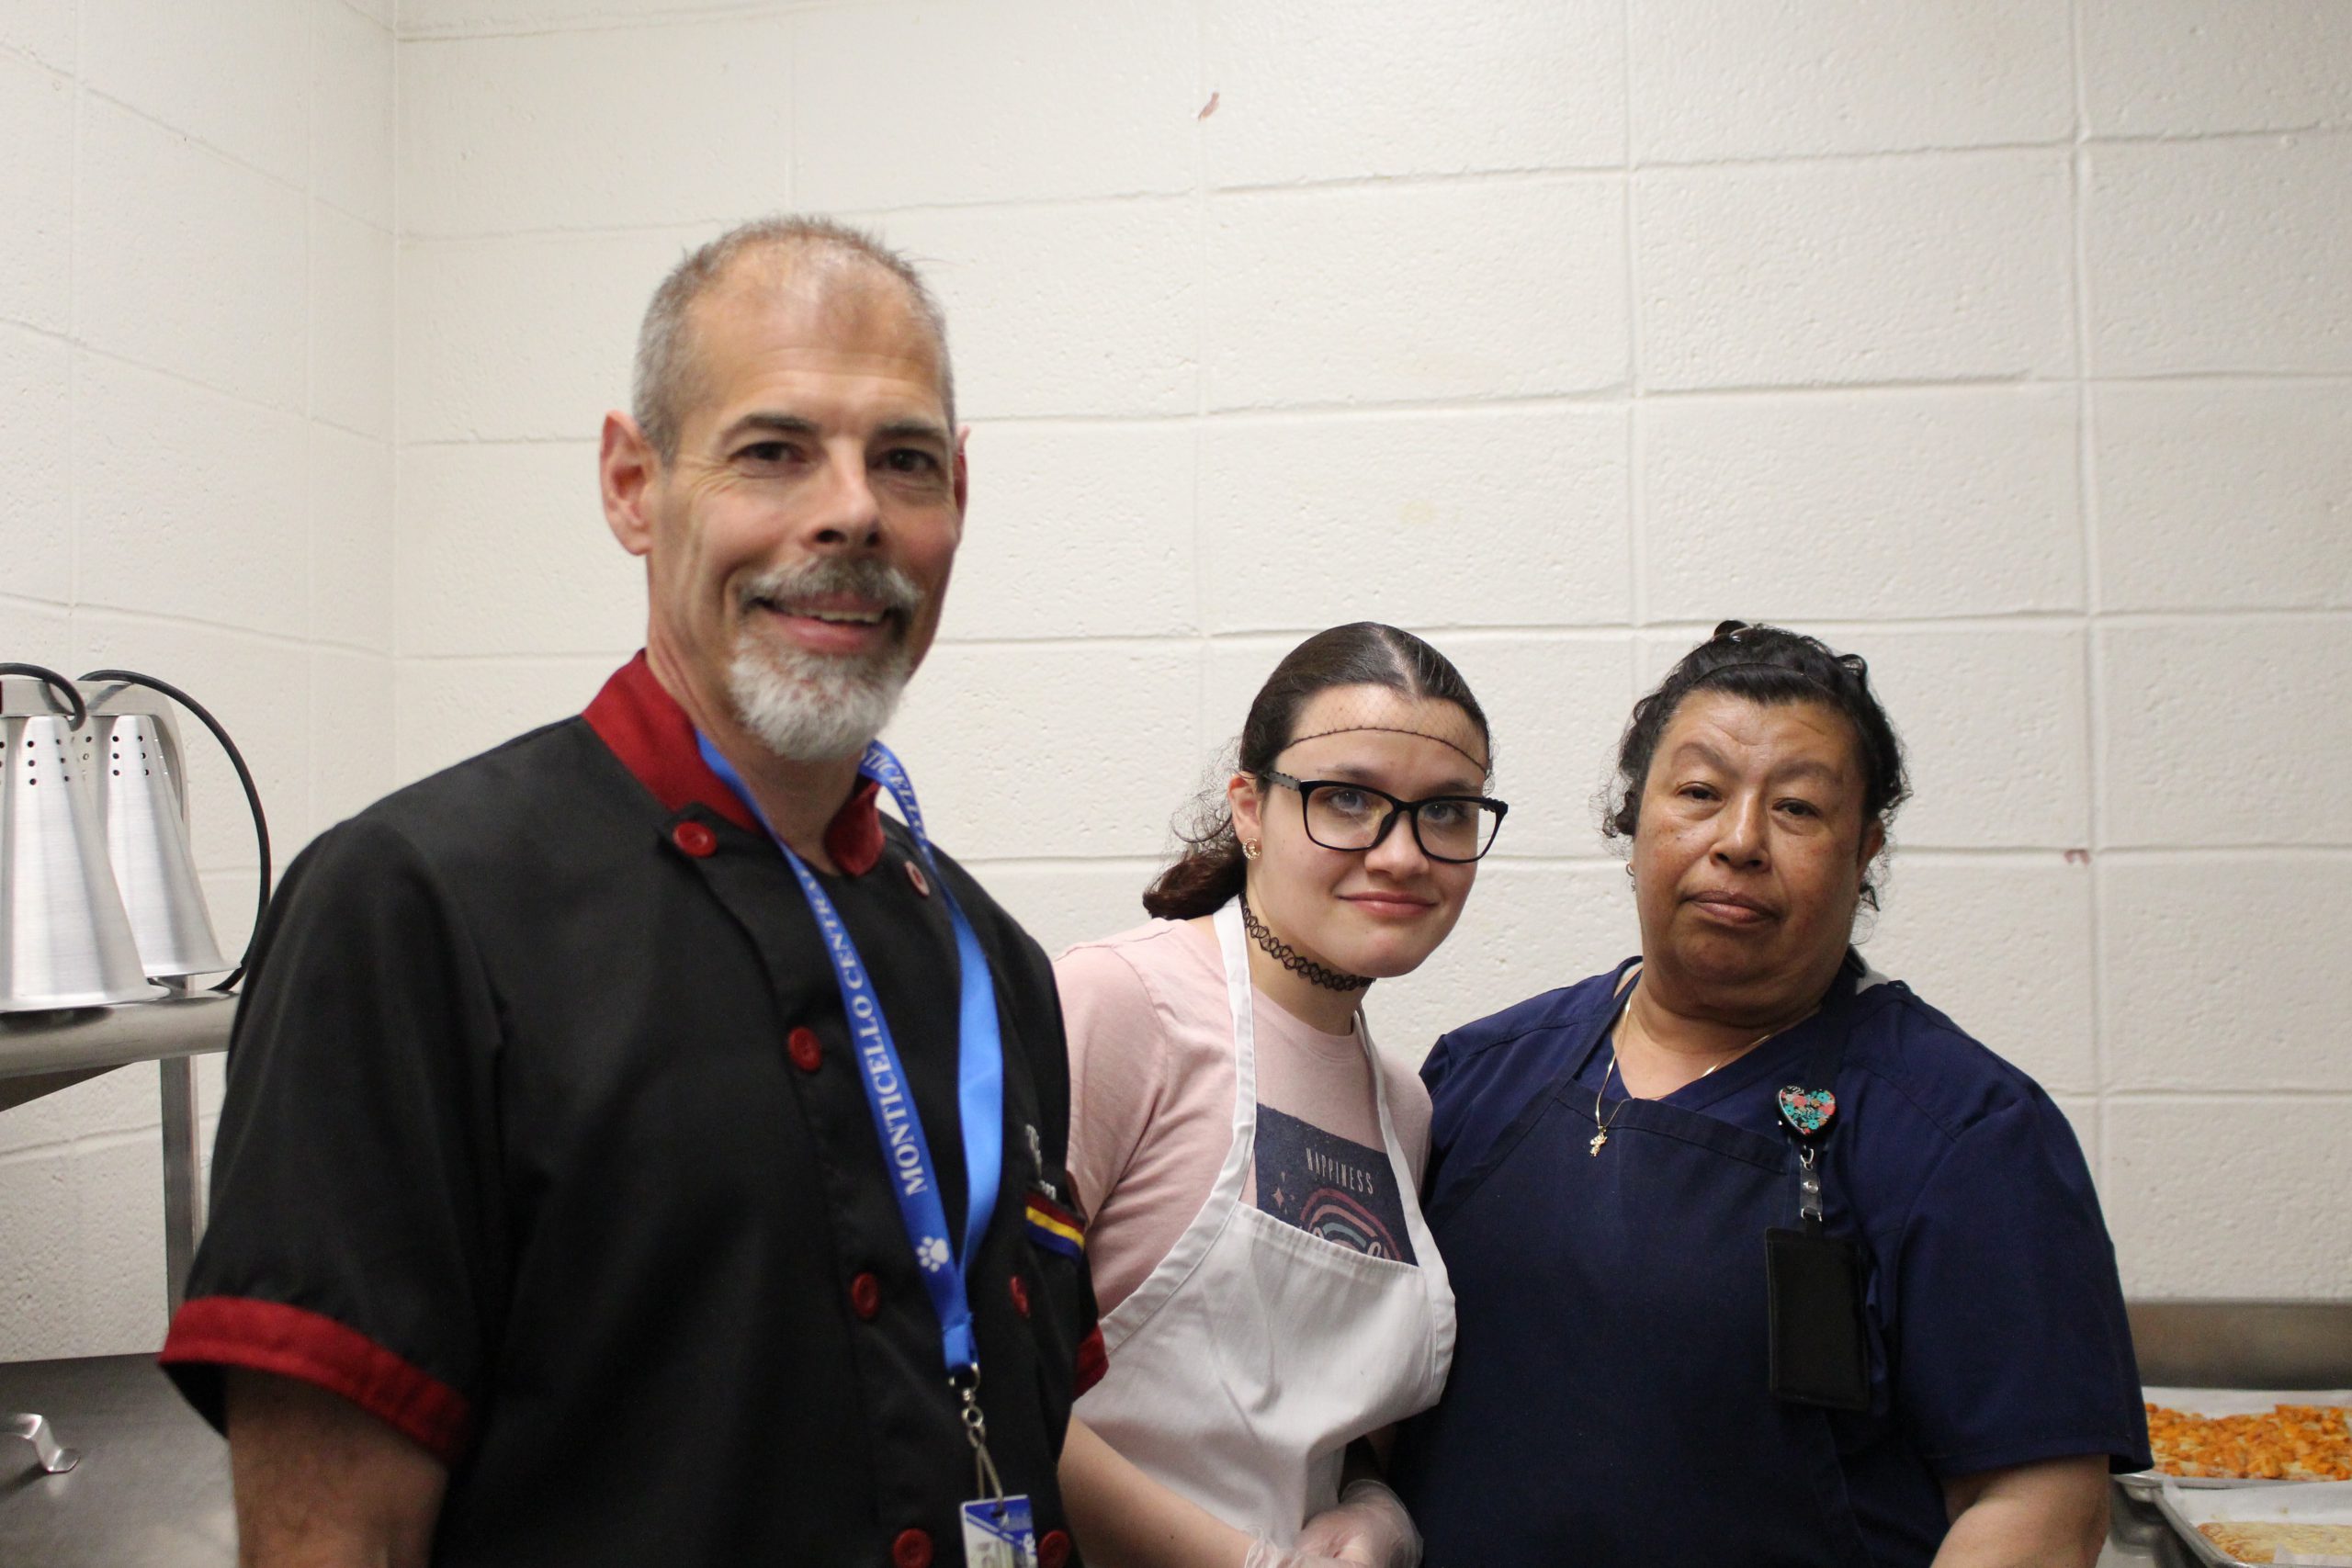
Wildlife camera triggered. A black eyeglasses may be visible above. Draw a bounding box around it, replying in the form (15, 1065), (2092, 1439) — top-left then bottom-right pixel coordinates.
(1261, 770), (1509, 863)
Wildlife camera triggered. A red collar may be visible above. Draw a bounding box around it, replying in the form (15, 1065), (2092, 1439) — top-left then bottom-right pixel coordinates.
(582, 652), (886, 876)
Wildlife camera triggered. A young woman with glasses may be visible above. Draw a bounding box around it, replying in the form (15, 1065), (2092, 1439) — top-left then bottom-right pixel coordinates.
(1052, 622), (1506, 1568)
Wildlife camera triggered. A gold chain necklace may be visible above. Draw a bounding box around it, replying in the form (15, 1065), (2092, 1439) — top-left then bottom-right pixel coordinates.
(1588, 1050), (1630, 1156)
(1588, 1011), (1780, 1157)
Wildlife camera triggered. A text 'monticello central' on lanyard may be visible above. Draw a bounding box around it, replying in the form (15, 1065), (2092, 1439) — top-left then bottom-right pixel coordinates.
(695, 732), (1006, 1382)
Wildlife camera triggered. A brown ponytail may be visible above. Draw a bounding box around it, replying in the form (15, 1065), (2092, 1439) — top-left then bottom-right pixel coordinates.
(1140, 833), (1248, 920)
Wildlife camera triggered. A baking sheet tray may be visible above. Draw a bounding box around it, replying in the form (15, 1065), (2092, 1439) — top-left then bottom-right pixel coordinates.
(2121, 1389), (2352, 1497)
(2154, 1479), (2352, 1565)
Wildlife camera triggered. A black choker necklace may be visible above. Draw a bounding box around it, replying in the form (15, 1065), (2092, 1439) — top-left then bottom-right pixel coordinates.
(1239, 897), (1371, 994)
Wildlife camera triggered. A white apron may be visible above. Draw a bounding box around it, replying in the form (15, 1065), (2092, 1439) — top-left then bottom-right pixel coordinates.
(1074, 899), (1456, 1541)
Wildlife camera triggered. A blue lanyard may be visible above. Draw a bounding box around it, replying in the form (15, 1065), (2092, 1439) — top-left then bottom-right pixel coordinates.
(696, 733), (1004, 1376)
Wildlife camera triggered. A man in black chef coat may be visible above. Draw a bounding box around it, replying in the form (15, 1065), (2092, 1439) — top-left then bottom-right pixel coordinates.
(161, 216), (1102, 1568)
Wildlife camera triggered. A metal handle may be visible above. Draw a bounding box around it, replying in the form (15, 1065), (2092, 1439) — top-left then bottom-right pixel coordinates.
(0, 664), (87, 728)
(5, 1410), (83, 1474)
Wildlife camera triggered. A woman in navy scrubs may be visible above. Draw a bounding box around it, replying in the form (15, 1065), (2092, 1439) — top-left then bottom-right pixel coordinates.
(1389, 622), (2149, 1568)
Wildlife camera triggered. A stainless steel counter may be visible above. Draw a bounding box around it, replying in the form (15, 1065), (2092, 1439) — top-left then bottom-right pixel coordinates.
(6, 1303), (2346, 1564)
(0, 1359), (2208, 1568)
(0, 1387), (2293, 1568)
(2102, 1487), (2206, 1567)
(2, 1002), (242, 1562)
(0, 1354), (232, 1568)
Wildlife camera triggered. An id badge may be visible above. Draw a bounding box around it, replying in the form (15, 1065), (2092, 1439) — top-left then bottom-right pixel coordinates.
(960, 1495), (1037, 1568)
(1764, 1225), (1871, 1411)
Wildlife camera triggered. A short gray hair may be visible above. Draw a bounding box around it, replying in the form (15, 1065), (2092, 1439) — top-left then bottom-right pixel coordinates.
(630, 216), (956, 462)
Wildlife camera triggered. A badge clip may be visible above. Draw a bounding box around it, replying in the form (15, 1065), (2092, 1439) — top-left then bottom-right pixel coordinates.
(952, 1367), (1039, 1568)
(1776, 1086), (1838, 1230)
(952, 1366), (1005, 1503)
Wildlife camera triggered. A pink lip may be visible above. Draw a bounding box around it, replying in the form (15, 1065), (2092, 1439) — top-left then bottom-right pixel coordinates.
(790, 592), (890, 616)
(752, 598), (899, 657)
(1343, 892), (1438, 919)
(1688, 890), (1774, 925)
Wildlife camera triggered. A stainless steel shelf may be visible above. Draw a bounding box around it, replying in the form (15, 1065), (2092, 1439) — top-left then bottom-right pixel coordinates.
(0, 993), (237, 1315)
(0, 993), (237, 1082)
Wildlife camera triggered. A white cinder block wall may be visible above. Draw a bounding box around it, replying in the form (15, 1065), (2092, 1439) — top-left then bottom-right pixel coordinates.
(0, 0), (397, 1358)
(5, 0), (2347, 1360)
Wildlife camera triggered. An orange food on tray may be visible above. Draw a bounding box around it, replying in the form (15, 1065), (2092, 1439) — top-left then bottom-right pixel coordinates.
(2144, 1401), (2352, 1481)
(2196, 1520), (2352, 1563)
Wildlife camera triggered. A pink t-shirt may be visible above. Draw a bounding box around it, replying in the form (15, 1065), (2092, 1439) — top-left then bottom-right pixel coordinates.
(1056, 919), (1433, 1317)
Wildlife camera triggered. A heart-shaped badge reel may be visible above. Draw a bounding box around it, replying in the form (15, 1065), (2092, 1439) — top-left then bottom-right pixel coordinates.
(1776, 1086), (1838, 1140)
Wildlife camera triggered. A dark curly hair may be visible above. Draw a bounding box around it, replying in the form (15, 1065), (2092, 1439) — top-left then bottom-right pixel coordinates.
(1142, 623), (1490, 921)
(1603, 620), (1909, 908)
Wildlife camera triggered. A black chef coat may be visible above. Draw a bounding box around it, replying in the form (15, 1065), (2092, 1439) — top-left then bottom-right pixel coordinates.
(162, 652), (1102, 1568)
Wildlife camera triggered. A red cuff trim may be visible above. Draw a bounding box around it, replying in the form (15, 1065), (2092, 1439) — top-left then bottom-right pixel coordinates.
(1073, 1325), (1108, 1398)
(161, 1296), (471, 1463)
(585, 651), (887, 874)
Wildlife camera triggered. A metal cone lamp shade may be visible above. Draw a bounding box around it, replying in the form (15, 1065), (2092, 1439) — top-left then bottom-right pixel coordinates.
(90, 713), (225, 979)
(0, 713), (165, 1011)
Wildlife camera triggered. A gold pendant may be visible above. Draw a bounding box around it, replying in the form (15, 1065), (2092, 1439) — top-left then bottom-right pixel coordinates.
(1589, 1129), (1608, 1156)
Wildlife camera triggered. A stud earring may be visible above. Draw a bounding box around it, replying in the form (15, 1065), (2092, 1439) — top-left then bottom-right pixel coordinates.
(1241, 840), (1261, 862)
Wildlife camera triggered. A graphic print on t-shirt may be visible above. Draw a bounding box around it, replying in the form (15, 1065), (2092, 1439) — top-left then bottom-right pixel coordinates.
(1253, 1104), (1416, 1264)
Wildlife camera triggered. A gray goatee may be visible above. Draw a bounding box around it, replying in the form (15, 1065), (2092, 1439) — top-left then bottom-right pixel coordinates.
(726, 558), (923, 762)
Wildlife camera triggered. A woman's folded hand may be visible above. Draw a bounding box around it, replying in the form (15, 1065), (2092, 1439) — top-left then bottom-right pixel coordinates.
(1239, 1541), (1362, 1568)
(1288, 1478), (1421, 1568)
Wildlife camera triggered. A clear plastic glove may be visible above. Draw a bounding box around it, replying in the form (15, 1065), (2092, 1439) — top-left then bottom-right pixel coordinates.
(1238, 1540), (1357, 1568)
(1290, 1478), (1421, 1568)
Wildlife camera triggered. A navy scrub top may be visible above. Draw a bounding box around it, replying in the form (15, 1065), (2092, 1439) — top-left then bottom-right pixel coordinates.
(1392, 953), (2149, 1567)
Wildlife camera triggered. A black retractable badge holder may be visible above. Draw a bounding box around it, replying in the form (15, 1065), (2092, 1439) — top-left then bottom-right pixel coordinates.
(1765, 1086), (1871, 1411)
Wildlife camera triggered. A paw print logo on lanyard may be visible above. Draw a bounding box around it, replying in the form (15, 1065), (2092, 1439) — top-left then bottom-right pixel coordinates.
(917, 1235), (953, 1272)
